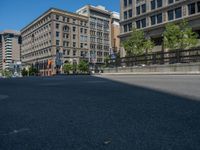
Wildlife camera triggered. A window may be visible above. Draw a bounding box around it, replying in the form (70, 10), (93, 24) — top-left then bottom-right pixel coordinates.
(168, 10), (174, 21)
(136, 20), (141, 29)
(136, 6), (140, 15)
(63, 33), (69, 39)
(141, 18), (146, 28)
(56, 32), (59, 37)
(63, 26), (69, 32)
(124, 11), (127, 19)
(63, 49), (66, 55)
(142, 4), (146, 13)
(56, 15), (59, 20)
(67, 50), (70, 55)
(73, 19), (76, 24)
(175, 7), (182, 18)
(128, 9), (132, 18)
(198, 2), (200, 12)
(157, 13), (162, 24)
(157, 0), (162, 8)
(151, 15), (156, 25)
(80, 28), (83, 33)
(84, 29), (87, 34)
(168, 0), (173, 4)
(188, 3), (196, 15)
(56, 40), (59, 46)
(151, 0), (156, 10)
(73, 42), (76, 47)
(81, 51), (85, 56)
(73, 34), (76, 40)
(63, 41), (67, 47)
(73, 50), (76, 56)
(73, 27), (76, 32)
(129, 0), (132, 5)
(124, 0), (127, 7)
(63, 17), (66, 22)
(56, 23), (59, 29)
(124, 24), (128, 32)
(80, 43), (83, 48)
(128, 23), (132, 31)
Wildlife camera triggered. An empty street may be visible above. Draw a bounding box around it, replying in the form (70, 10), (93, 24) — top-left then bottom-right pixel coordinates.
(0, 75), (200, 150)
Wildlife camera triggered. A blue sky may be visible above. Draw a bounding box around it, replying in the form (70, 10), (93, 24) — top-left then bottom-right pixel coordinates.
(0, 0), (120, 31)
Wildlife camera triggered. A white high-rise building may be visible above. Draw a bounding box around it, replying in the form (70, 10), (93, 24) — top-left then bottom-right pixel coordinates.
(0, 30), (21, 71)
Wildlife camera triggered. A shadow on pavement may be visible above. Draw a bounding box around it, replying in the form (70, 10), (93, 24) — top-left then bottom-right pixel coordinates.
(0, 75), (200, 150)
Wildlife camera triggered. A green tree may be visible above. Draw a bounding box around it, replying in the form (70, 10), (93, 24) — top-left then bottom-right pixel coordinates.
(123, 28), (154, 56)
(78, 60), (89, 73)
(63, 63), (73, 74)
(21, 68), (28, 76)
(28, 66), (39, 76)
(2, 69), (12, 78)
(73, 63), (77, 74)
(163, 20), (198, 50)
(104, 56), (110, 67)
(143, 39), (155, 54)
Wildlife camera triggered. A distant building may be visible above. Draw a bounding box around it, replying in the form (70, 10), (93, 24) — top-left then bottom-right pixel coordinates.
(76, 5), (120, 65)
(111, 12), (120, 55)
(119, 0), (200, 53)
(0, 30), (21, 71)
(20, 8), (89, 76)
(21, 6), (120, 75)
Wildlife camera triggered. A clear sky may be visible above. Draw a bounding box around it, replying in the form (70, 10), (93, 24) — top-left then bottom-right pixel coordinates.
(0, 0), (120, 31)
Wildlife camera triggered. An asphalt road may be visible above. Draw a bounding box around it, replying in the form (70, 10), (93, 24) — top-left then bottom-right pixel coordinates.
(0, 75), (200, 150)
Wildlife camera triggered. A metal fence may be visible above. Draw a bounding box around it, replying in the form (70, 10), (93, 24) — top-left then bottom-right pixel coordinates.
(108, 48), (200, 67)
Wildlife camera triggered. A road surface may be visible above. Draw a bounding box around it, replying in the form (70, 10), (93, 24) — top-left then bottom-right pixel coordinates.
(0, 75), (200, 150)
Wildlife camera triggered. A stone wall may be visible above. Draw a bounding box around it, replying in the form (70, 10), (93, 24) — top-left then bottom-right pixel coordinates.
(103, 63), (200, 74)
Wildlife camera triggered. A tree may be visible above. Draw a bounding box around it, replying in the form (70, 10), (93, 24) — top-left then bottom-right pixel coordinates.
(163, 20), (198, 50)
(63, 63), (73, 74)
(143, 39), (155, 54)
(21, 68), (28, 76)
(123, 28), (154, 56)
(28, 66), (39, 76)
(104, 56), (110, 67)
(73, 63), (77, 74)
(78, 60), (89, 73)
(1, 69), (12, 78)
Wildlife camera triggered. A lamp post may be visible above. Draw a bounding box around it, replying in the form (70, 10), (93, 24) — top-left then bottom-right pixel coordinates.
(161, 34), (165, 64)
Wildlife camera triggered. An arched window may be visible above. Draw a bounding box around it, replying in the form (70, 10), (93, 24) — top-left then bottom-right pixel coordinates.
(63, 25), (70, 32)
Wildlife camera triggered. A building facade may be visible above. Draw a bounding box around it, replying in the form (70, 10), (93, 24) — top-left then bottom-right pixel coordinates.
(120, 0), (200, 53)
(21, 8), (89, 75)
(111, 12), (121, 54)
(0, 30), (21, 71)
(21, 6), (120, 75)
(76, 5), (120, 66)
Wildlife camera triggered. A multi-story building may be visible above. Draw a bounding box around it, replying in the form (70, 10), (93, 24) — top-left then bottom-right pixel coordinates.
(0, 36), (2, 71)
(21, 6), (120, 75)
(76, 5), (113, 66)
(0, 30), (21, 71)
(111, 12), (121, 54)
(120, 0), (200, 53)
(21, 8), (89, 76)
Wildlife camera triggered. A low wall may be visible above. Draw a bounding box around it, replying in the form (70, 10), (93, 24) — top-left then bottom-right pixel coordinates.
(103, 63), (200, 74)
